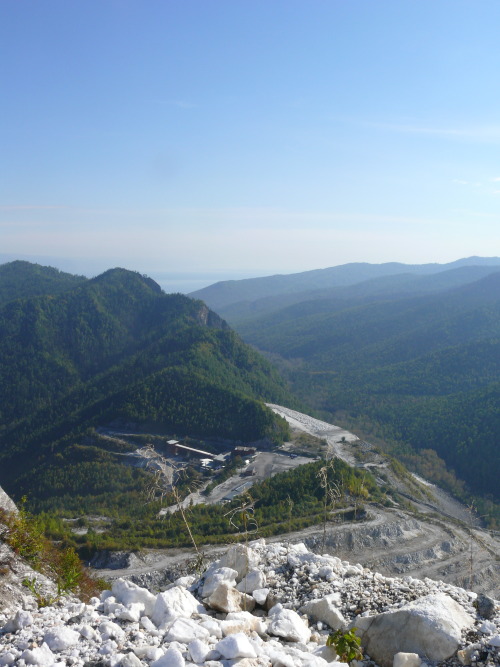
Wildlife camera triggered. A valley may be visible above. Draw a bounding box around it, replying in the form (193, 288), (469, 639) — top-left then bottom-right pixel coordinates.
(192, 258), (500, 527)
(0, 259), (499, 600)
(90, 406), (500, 599)
(0, 264), (292, 519)
(3, 12), (500, 664)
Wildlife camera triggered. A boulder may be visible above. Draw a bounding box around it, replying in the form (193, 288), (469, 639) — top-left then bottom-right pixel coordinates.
(43, 626), (80, 651)
(2, 610), (33, 633)
(0, 487), (17, 515)
(476, 593), (496, 620)
(199, 616), (223, 638)
(215, 632), (258, 659)
(188, 638), (211, 664)
(133, 646), (164, 662)
(98, 620), (126, 642)
(236, 568), (267, 594)
(313, 645), (341, 663)
(140, 616), (161, 636)
(231, 659), (271, 667)
(99, 639), (118, 656)
(120, 653), (143, 667)
(201, 566), (238, 598)
(207, 581), (256, 613)
(151, 585), (205, 627)
(393, 653), (421, 667)
(173, 575), (195, 588)
(20, 643), (55, 667)
(112, 577), (156, 616)
(253, 587), (270, 606)
(479, 619), (496, 634)
(301, 592), (346, 631)
(261, 639), (331, 666)
(267, 603), (311, 643)
(163, 617), (210, 643)
(151, 647), (185, 667)
(217, 544), (259, 581)
(79, 625), (99, 641)
(355, 593), (474, 667)
(221, 611), (267, 636)
(115, 602), (145, 623)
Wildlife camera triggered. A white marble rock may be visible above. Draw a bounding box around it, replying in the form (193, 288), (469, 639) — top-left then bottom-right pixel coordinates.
(207, 582), (256, 613)
(0, 538), (498, 667)
(152, 585), (205, 627)
(355, 593), (474, 667)
(112, 578), (157, 617)
(267, 603), (311, 643)
(215, 632), (258, 659)
(43, 626), (80, 652)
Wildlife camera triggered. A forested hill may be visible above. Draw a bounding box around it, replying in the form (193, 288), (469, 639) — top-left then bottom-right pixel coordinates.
(238, 270), (500, 367)
(223, 269), (500, 513)
(0, 260), (87, 306)
(0, 265), (292, 505)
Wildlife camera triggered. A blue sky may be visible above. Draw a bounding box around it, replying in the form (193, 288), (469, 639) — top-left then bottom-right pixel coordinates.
(2, 0), (500, 289)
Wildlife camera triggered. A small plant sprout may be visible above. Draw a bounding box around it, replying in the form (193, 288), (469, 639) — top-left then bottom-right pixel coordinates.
(1, 499), (103, 603)
(2, 496), (45, 567)
(22, 578), (58, 608)
(326, 628), (363, 663)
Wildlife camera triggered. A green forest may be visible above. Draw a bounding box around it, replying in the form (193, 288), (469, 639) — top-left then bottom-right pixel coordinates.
(3, 258), (500, 545)
(36, 454), (388, 556)
(214, 269), (500, 525)
(0, 262), (294, 510)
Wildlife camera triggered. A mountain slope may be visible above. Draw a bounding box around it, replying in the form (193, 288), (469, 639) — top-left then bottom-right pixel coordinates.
(228, 272), (500, 505)
(0, 265), (293, 507)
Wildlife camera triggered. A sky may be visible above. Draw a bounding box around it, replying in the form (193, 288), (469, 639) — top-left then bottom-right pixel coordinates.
(2, 0), (500, 292)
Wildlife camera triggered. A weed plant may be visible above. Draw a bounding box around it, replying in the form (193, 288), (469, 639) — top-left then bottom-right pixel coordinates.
(0, 498), (104, 603)
(327, 628), (363, 663)
(143, 445), (206, 565)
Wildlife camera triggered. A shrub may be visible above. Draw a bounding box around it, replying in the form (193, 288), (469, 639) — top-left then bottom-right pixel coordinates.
(0, 498), (104, 602)
(0, 497), (45, 567)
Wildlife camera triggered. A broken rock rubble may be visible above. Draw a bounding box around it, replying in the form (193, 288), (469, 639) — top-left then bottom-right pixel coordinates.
(0, 540), (498, 667)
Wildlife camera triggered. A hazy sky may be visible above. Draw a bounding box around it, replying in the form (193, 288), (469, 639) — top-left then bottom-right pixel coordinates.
(2, 0), (500, 288)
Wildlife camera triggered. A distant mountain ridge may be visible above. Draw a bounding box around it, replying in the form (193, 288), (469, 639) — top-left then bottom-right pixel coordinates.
(190, 257), (500, 313)
(217, 264), (500, 325)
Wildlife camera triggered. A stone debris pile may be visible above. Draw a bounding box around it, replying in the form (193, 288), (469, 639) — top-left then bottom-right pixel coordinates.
(0, 540), (499, 667)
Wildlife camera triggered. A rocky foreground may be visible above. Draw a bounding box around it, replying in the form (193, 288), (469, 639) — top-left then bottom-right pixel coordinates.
(1, 540), (499, 667)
